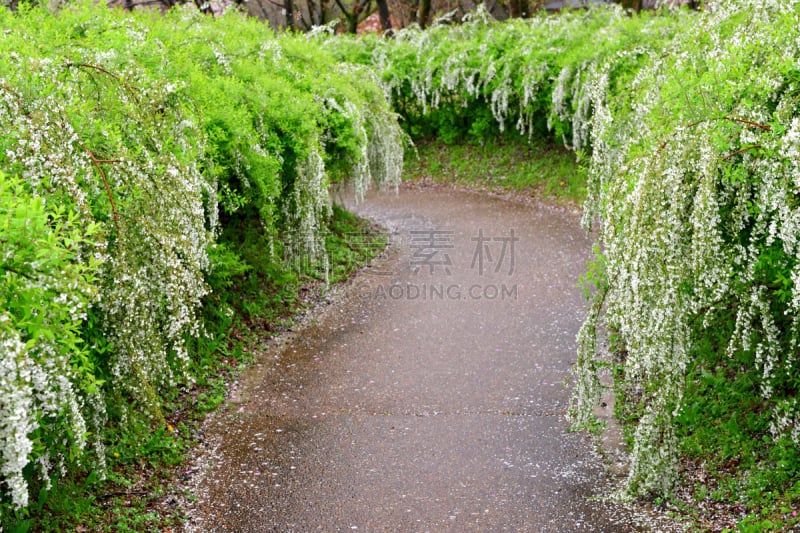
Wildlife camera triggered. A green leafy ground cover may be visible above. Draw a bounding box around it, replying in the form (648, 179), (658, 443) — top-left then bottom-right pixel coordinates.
(403, 137), (585, 207)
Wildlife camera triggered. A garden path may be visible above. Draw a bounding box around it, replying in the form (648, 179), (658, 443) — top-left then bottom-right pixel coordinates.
(185, 186), (672, 532)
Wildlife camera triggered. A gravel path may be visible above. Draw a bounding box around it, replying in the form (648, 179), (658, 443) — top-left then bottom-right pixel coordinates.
(184, 186), (676, 532)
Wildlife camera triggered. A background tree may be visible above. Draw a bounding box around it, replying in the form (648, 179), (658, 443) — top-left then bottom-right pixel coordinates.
(377, 0), (391, 31)
(285, 0), (294, 28)
(620, 0), (642, 13)
(506, 0), (528, 18)
(335, 0), (371, 32)
(417, 0), (430, 27)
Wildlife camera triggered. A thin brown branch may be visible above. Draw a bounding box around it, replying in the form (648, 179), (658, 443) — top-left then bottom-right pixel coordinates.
(63, 62), (141, 105)
(722, 144), (762, 161)
(723, 116), (772, 131)
(1, 265), (36, 281)
(97, 490), (149, 500)
(79, 142), (121, 236)
(685, 116), (773, 132)
(333, 0), (350, 17)
(64, 62), (120, 81)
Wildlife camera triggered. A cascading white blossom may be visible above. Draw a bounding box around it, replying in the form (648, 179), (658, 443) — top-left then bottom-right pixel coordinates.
(573, 0), (800, 497)
(328, 0), (800, 499)
(0, 8), (405, 513)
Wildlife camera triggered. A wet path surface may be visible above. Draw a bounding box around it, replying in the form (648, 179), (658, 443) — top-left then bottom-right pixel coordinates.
(185, 187), (657, 532)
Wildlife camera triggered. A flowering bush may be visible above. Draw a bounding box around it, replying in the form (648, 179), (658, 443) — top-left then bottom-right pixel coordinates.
(0, 2), (402, 519)
(327, 5), (683, 147)
(575, 0), (800, 498)
(0, 171), (101, 510)
(5, 0), (800, 521)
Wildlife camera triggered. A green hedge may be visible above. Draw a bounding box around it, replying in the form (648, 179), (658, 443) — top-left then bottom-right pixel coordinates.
(326, 5), (685, 147)
(0, 2), (402, 519)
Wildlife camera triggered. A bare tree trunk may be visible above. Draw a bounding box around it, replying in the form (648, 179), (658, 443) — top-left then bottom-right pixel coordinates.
(417, 0), (430, 28)
(377, 0), (392, 32)
(621, 0), (642, 12)
(317, 0), (330, 25)
(407, 0), (418, 24)
(248, 0), (269, 18)
(285, 0), (294, 29)
(333, 0), (372, 33)
(509, 0), (532, 17)
(336, 0), (360, 33)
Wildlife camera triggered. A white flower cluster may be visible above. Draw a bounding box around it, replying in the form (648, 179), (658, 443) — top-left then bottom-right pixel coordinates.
(1, 4), (407, 515)
(333, 94), (404, 202)
(0, 50), (212, 509)
(350, 2), (647, 150)
(333, 0), (800, 499)
(574, 0), (800, 497)
(0, 321), (34, 510)
(284, 144), (331, 270)
(318, 0), (800, 500)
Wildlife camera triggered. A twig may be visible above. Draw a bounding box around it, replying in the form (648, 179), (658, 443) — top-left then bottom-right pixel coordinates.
(722, 144), (762, 161)
(723, 115), (771, 131)
(96, 490), (149, 500)
(79, 142), (121, 236)
(63, 62), (141, 105)
(685, 116), (772, 132)
(64, 62), (120, 81)
(1, 265), (36, 281)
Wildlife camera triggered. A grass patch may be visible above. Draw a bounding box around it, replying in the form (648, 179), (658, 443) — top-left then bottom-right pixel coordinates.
(403, 136), (586, 207)
(666, 333), (800, 531)
(327, 204), (388, 284)
(672, 379), (800, 530)
(608, 316), (800, 530)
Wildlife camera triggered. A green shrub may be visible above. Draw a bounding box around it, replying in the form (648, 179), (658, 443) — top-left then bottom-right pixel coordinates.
(327, 5), (683, 149)
(0, 3), (402, 521)
(572, 0), (800, 503)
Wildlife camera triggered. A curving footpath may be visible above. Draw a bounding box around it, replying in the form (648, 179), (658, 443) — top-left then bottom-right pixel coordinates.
(184, 186), (676, 532)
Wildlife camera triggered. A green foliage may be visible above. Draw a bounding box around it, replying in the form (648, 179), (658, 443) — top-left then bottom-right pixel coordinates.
(6, 0), (800, 530)
(403, 136), (585, 205)
(326, 203), (388, 284)
(327, 5), (683, 149)
(0, 2), (402, 525)
(0, 171), (101, 512)
(567, 0), (800, 521)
